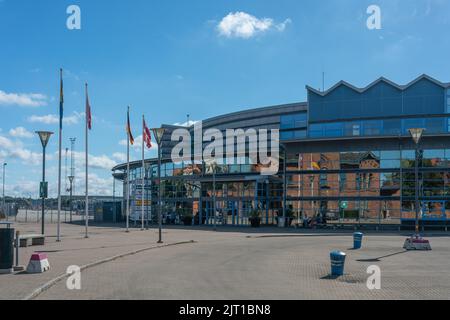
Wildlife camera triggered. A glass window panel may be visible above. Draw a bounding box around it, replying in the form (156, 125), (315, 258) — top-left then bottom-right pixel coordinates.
(403, 118), (425, 134)
(280, 131), (294, 140)
(344, 122), (361, 136)
(425, 117), (445, 134)
(309, 124), (323, 138)
(383, 119), (402, 135)
(324, 122), (343, 137)
(293, 130), (307, 139)
(363, 120), (383, 136)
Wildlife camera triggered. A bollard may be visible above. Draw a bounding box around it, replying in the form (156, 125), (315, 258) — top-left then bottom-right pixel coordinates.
(330, 251), (346, 276)
(353, 232), (364, 249)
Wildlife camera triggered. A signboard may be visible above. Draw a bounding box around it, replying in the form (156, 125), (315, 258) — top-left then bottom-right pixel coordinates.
(340, 201), (348, 210)
(39, 182), (48, 199)
(131, 181), (152, 222)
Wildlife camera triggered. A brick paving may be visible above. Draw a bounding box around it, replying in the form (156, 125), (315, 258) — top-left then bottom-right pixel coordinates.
(1, 219), (449, 300)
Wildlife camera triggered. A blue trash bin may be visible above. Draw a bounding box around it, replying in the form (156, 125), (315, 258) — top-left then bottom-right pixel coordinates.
(353, 232), (364, 249)
(330, 251), (346, 276)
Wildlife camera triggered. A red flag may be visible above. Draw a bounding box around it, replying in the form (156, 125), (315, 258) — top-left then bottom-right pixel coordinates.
(86, 83), (92, 130)
(143, 119), (152, 149)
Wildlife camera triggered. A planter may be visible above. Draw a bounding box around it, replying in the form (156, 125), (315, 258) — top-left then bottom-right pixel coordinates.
(249, 217), (261, 228)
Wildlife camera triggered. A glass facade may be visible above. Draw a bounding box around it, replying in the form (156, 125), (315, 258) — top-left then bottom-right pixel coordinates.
(116, 76), (450, 228)
(308, 78), (446, 122)
(308, 117), (450, 139)
(280, 113), (307, 141)
(285, 150), (450, 224)
(447, 89), (450, 113)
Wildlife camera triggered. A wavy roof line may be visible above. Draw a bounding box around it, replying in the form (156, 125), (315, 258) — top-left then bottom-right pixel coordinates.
(306, 74), (450, 97)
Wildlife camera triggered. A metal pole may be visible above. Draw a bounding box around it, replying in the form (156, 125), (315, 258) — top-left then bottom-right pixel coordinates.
(41, 146), (46, 235)
(415, 146), (420, 235)
(69, 181), (73, 223)
(157, 145), (163, 243)
(284, 149), (287, 221)
(126, 110), (130, 233)
(84, 84), (89, 239)
(141, 116), (145, 231)
(213, 165), (216, 231)
(2, 163), (5, 220)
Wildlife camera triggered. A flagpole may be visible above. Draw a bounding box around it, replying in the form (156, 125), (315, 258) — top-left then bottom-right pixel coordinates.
(141, 115), (145, 231)
(85, 83), (89, 239)
(126, 107), (130, 233)
(57, 68), (63, 242)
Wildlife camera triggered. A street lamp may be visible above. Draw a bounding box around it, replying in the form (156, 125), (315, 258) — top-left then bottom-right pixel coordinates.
(151, 127), (165, 244)
(409, 128), (424, 235)
(206, 161), (218, 231)
(68, 175), (74, 223)
(2, 163), (6, 220)
(36, 131), (53, 235)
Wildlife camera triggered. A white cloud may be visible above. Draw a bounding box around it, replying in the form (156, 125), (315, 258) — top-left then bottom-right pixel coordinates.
(0, 90), (48, 107)
(9, 127), (33, 138)
(112, 152), (127, 162)
(68, 151), (117, 171)
(0, 134), (43, 165)
(217, 12), (291, 39)
(27, 112), (81, 125)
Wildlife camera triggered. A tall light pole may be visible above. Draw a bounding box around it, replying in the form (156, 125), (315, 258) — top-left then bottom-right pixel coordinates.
(207, 161), (218, 231)
(36, 131), (53, 235)
(152, 127), (165, 244)
(2, 163), (6, 220)
(409, 128), (425, 235)
(68, 175), (74, 223)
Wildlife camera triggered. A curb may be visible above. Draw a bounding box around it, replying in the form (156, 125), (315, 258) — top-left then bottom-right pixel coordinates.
(23, 240), (196, 300)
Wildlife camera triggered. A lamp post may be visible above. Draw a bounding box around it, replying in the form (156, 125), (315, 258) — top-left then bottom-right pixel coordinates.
(409, 128), (425, 235)
(68, 175), (74, 223)
(2, 163), (6, 220)
(36, 131), (53, 235)
(151, 127), (165, 244)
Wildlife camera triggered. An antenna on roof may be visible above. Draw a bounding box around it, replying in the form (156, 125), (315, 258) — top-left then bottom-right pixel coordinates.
(186, 114), (190, 127)
(322, 71), (325, 92)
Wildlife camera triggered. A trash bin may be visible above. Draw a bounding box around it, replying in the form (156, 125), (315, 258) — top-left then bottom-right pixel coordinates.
(353, 232), (364, 249)
(0, 228), (14, 272)
(330, 251), (346, 276)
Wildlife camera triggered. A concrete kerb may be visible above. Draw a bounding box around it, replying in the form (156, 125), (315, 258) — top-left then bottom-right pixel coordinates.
(23, 240), (196, 300)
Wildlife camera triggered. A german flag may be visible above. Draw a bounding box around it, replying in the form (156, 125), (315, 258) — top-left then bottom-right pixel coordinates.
(127, 107), (134, 145)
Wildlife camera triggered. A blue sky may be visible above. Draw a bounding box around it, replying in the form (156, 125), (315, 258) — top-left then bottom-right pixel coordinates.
(0, 0), (449, 197)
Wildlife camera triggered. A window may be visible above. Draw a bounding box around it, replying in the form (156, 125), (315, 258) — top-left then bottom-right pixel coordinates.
(403, 118), (425, 134)
(363, 120), (382, 136)
(280, 131), (294, 140)
(280, 113), (307, 130)
(446, 89), (450, 113)
(309, 124), (324, 138)
(383, 119), (402, 136)
(344, 122), (361, 136)
(448, 118), (450, 133)
(323, 122), (343, 137)
(425, 117), (445, 134)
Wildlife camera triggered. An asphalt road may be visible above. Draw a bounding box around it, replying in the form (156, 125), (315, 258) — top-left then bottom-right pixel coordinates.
(37, 233), (450, 300)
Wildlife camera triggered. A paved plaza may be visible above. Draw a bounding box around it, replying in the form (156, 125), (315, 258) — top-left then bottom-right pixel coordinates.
(0, 218), (449, 300)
